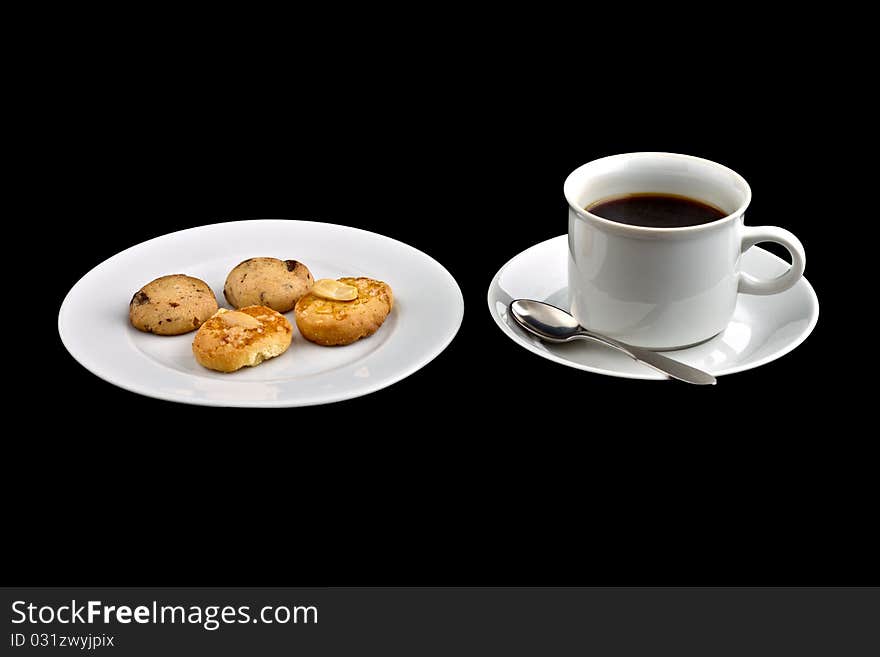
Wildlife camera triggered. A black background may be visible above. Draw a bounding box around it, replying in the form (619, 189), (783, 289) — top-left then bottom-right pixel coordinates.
(12, 26), (871, 591)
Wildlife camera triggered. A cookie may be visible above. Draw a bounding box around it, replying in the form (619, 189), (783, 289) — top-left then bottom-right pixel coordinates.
(294, 277), (393, 346)
(223, 258), (314, 313)
(129, 275), (218, 335)
(192, 306), (293, 373)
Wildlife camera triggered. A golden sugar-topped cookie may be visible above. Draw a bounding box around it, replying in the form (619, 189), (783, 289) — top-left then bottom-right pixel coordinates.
(294, 277), (393, 346)
(192, 306), (293, 372)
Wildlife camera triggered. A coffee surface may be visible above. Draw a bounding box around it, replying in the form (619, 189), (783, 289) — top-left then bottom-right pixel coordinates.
(587, 193), (726, 228)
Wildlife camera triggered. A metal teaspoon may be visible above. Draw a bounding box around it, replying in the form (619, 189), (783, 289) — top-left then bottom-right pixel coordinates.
(509, 299), (716, 385)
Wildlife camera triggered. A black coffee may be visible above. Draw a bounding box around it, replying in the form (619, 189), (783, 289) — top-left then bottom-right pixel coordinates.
(586, 193), (726, 228)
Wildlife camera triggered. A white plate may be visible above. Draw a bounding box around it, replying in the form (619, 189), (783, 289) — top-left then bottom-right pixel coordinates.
(59, 220), (463, 407)
(488, 235), (818, 380)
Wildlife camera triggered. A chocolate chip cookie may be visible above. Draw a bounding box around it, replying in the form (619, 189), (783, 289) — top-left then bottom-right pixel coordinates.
(129, 275), (219, 335)
(223, 258), (314, 313)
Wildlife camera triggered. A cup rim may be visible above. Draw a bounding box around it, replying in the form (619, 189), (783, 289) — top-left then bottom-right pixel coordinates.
(564, 152), (753, 234)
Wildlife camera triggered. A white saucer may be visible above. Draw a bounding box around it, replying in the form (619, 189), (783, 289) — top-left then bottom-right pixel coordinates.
(59, 220), (464, 407)
(488, 235), (818, 380)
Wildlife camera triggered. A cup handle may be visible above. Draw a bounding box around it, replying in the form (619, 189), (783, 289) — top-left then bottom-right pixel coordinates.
(738, 225), (806, 295)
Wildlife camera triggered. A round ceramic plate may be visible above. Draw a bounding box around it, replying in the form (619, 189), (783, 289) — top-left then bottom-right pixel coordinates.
(59, 220), (463, 407)
(488, 235), (818, 380)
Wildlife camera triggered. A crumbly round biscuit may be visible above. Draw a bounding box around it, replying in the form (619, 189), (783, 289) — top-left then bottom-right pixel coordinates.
(192, 306), (293, 373)
(294, 277), (393, 346)
(129, 275), (219, 335)
(223, 258), (314, 313)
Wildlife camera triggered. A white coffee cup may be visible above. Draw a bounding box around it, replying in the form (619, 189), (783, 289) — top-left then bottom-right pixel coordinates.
(565, 152), (805, 350)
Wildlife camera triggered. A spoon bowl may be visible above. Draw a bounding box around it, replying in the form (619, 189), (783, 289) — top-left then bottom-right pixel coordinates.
(509, 299), (581, 342)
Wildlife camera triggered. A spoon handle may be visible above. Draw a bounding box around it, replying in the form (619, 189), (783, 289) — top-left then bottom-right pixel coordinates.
(576, 332), (716, 385)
